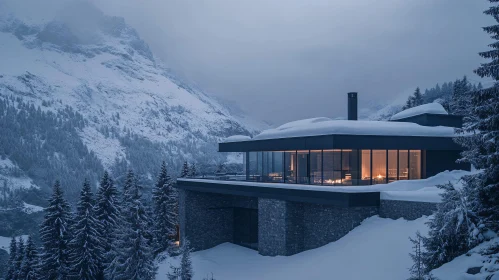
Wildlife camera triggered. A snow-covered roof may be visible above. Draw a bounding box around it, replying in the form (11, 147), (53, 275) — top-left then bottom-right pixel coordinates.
(222, 135), (252, 143)
(250, 118), (455, 140)
(390, 103), (448, 121)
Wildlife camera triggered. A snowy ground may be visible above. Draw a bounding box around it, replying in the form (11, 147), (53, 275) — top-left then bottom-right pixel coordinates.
(157, 216), (429, 280)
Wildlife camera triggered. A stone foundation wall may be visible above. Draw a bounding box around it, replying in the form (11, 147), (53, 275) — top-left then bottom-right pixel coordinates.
(379, 199), (437, 221)
(178, 189), (234, 251)
(303, 204), (378, 250)
(179, 190), (258, 251)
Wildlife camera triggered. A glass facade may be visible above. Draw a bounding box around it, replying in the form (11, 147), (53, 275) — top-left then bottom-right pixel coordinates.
(245, 149), (422, 186)
(310, 150), (322, 185)
(284, 151), (296, 183)
(372, 150), (387, 185)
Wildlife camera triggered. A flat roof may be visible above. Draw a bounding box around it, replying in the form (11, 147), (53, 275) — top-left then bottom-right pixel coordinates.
(176, 179), (380, 207)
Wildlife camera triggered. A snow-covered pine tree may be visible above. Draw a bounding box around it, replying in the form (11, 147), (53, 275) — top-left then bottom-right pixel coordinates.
(413, 87), (423, 107)
(450, 76), (472, 116)
(152, 162), (178, 254)
(408, 231), (426, 280)
(106, 170), (156, 280)
(14, 236), (24, 279)
(68, 179), (103, 280)
(180, 161), (190, 178)
(94, 171), (120, 276)
(180, 240), (193, 280)
(19, 235), (40, 280)
(39, 180), (73, 280)
(189, 163), (197, 178)
(464, 0), (499, 232)
(4, 237), (17, 280)
(422, 182), (482, 271)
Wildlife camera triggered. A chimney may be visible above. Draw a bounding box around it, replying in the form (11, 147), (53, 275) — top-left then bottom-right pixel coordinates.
(347, 92), (358, 120)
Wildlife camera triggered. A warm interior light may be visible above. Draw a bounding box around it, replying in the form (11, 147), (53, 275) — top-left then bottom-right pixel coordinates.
(377, 174), (384, 179)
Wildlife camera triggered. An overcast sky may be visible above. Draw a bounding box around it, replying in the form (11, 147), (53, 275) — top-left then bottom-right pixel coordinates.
(92, 0), (492, 124)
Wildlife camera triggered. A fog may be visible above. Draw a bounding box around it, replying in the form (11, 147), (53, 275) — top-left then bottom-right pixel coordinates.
(5, 0), (494, 124)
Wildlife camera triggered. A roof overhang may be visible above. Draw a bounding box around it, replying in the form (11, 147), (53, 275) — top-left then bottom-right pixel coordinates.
(219, 134), (462, 152)
(176, 179), (380, 207)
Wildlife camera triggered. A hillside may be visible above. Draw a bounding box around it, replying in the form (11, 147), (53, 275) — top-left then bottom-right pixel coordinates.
(0, 1), (260, 198)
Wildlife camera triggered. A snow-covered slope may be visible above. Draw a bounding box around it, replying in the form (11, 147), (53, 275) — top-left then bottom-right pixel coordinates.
(158, 216), (429, 280)
(0, 1), (258, 181)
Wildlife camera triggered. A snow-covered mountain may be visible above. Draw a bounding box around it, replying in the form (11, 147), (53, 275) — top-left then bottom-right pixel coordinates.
(0, 1), (260, 194)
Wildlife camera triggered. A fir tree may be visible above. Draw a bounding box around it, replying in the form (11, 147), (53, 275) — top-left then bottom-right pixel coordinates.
(458, 0), (499, 232)
(166, 240), (193, 280)
(106, 171), (156, 280)
(180, 240), (193, 280)
(39, 180), (73, 280)
(152, 162), (178, 254)
(94, 171), (120, 276)
(422, 182), (482, 271)
(19, 235), (40, 280)
(5, 237), (17, 280)
(180, 161), (189, 178)
(14, 236), (24, 279)
(189, 163), (197, 178)
(408, 231), (426, 280)
(68, 179), (103, 280)
(451, 76), (471, 115)
(413, 87), (423, 107)
(402, 87), (423, 110)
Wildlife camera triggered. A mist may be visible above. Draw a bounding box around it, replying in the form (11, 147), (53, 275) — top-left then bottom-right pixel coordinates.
(8, 0), (493, 124)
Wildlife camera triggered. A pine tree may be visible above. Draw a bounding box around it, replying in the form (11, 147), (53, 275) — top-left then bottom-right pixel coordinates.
(180, 240), (193, 280)
(68, 179), (103, 280)
(166, 240), (193, 280)
(94, 171), (120, 276)
(5, 237), (17, 280)
(422, 182), (483, 271)
(413, 87), (423, 107)
(152, 162), (178, 254)
(189, 163), (197, 178)
(459, 0), (499, 232)
(180, 162), (189, 178)
(39, 180), (73, 280)
(451, 76), (471, 115)
(14, 236), (24, 279)
(19, 235), (40, 280)
(106, 171), (156, 280)
(408, 231), (426, 280)
(402, 87), (423, 110)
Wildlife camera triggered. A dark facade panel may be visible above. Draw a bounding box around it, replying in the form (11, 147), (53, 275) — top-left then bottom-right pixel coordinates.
(219, 134), (461, 152)
(391, 114), (463, 128)
(332, 135), (462, 150)
(425, 150), (470, 177)
(176, 180), (380, 208)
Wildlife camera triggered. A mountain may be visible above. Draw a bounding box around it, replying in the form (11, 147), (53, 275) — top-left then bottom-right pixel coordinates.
(0, 0), (260, 198)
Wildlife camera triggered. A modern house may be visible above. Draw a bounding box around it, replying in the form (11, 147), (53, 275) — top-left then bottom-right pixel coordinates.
(176, 93), (470, 256)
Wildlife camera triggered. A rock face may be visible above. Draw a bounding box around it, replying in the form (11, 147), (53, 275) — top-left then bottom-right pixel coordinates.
(0, 1), (260, 192)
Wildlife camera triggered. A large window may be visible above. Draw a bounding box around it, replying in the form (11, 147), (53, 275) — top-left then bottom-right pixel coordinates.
(341, 150), (359, 185)
(248, 152), (259, 181)
(271, 152), (284, 183)
(284, 151), (296, 183)
(310, 150), (322, 185)
(388, 150), (398, 183)
(372, 150), (387, 185)
(409, 150), (421, 179)
(398, 150), (409, 180)
(360, 150), (371, 185)
(297, 151), (309, 184)
(246, 149), (424, 186)
(323, 150), (341, 185)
